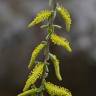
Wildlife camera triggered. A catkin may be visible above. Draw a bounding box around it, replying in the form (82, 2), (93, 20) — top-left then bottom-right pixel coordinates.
(50, 33), (72, 52)
(57, 6), (71, 32)
(28, 42), (46, 69)
(28, 10), (52, 27)
(44, 82), (72, 96)
(23, 62), (44, 91)
(18, 88), (37, 96)
(49, 53), (62, 81)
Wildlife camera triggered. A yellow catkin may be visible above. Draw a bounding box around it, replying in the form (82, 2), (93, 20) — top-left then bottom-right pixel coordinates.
(23, 62), (44, 91)
(49, 53), (62, 81)
(50, 34), (72, 52)
(28, 42), (46, 69)
(28, 10), (52, 27)
(44, 82), (72, 96)
(18, 88), (37, 96)
(57, 6), (71, 32)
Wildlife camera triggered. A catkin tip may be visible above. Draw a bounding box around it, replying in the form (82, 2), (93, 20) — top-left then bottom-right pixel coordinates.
(18, 88), (37, 96)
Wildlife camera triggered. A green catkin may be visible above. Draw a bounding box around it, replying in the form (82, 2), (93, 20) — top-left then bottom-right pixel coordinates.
(44, 82), (72, 96)
(23, 62), (44, 91)
(28, 10), (52, 27)
(18, 0), (73, 96)
(28, 42), (46, 69)
(49, 53), (62, 81)
(18, 88), (38, 96)
(50, 33), (72, 52)
(57, 6), (71, 32)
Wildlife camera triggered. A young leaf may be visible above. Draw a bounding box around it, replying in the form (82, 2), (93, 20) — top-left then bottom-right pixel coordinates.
(52, 24), (62, 29)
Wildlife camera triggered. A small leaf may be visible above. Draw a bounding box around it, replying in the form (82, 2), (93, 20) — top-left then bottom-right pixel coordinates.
(40, 24), (49, 29)
(52, 25), (62, 29)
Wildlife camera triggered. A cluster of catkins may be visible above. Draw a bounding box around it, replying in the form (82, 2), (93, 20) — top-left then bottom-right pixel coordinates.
(18, 3), (72, 96)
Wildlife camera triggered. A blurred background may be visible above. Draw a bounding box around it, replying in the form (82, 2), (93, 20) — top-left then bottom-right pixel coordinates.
(0, 0), (96, 96)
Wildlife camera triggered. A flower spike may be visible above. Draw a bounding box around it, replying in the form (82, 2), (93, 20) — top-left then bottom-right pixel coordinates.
(57, 6), (71, 32)
(23, 62), (44, 91)
(18, 88), (38, 96)
(44, 82), (72, 96)
(28, 10), (52, 27)
(28, 42), (46, 69)
(49, 53), (62, 81)
(50, 33), (72, 52)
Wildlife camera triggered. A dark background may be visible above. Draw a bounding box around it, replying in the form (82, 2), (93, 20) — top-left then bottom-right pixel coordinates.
(0, 0), (96, 96)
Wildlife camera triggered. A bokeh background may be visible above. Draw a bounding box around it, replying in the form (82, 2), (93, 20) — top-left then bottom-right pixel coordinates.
(0, 0), (96, 96)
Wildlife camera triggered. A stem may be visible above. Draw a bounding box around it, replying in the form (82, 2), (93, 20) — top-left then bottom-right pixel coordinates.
(49, 0), (57, 10)
(39, 0), (57, 95)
